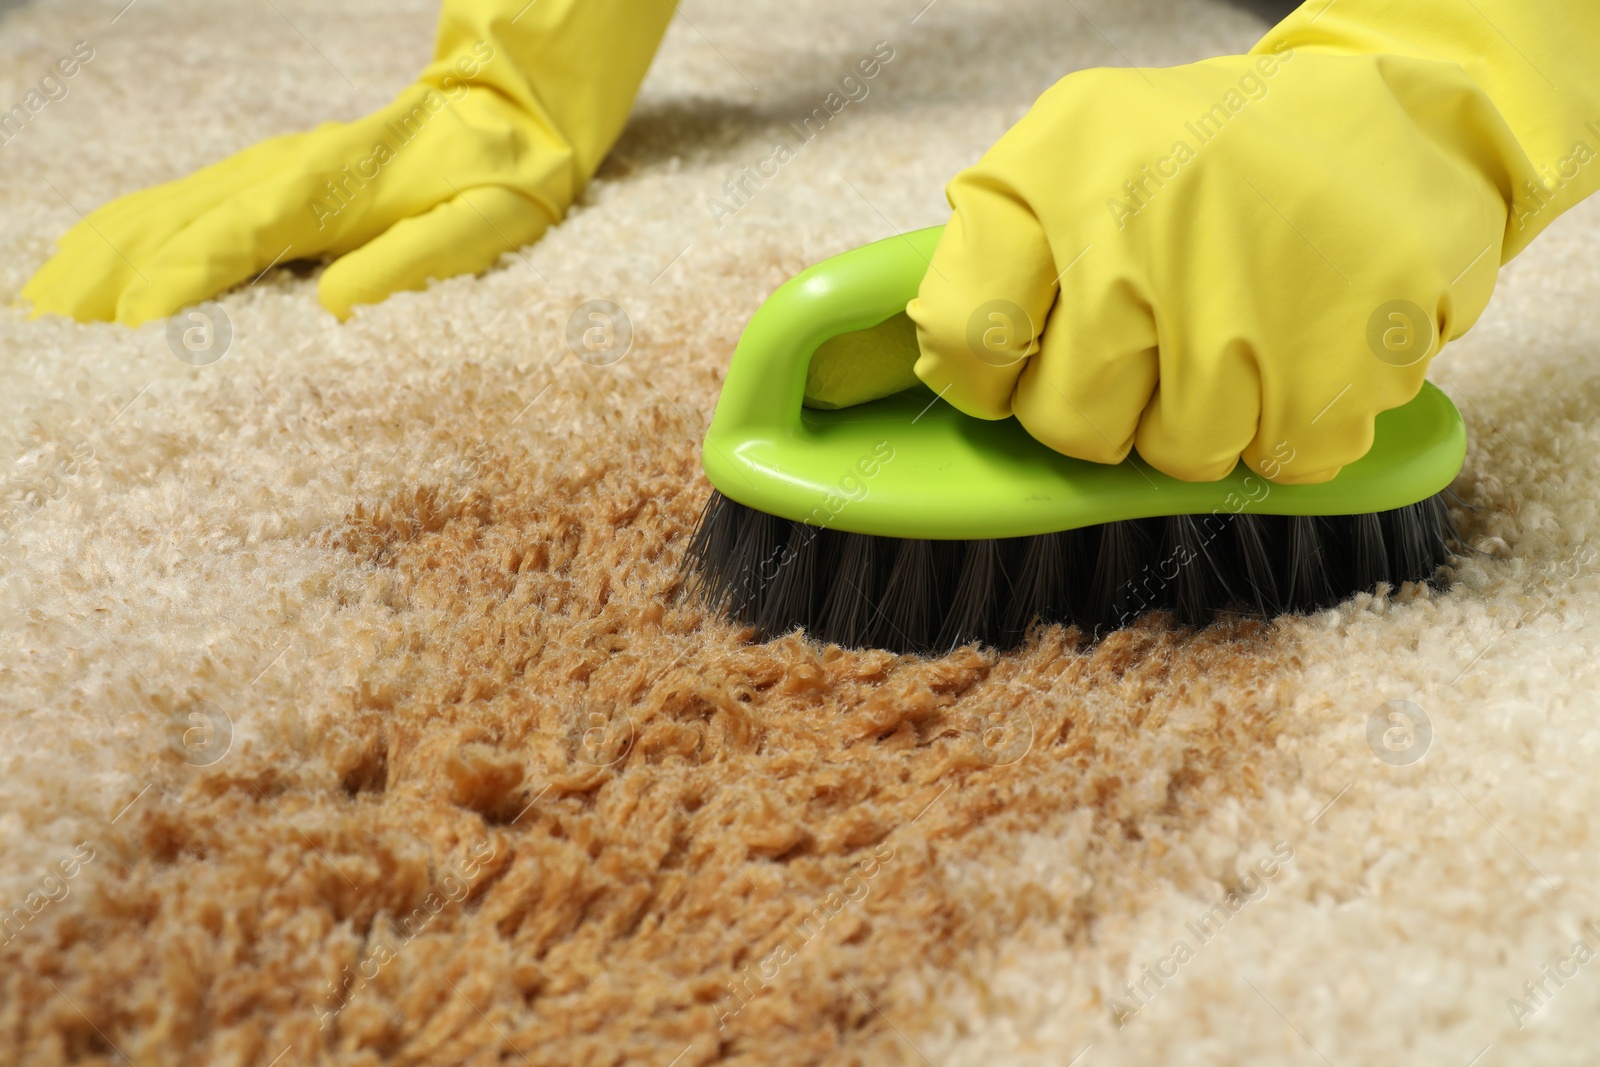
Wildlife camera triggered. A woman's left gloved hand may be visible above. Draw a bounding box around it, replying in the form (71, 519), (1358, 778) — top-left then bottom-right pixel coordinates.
(22, 0), (674, 325)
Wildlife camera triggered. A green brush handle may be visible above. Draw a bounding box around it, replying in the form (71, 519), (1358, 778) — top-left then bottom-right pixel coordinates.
(711, 227), (940, 441)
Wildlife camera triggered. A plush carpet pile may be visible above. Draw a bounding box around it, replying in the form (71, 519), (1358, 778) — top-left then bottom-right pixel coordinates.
(2, 1), (1599, 1064)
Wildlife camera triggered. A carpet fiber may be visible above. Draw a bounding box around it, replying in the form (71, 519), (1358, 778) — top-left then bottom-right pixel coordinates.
(3, 1), (1600, 1065)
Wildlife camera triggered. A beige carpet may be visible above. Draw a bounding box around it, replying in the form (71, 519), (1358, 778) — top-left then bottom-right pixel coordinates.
(3, 1), (1600, 1064)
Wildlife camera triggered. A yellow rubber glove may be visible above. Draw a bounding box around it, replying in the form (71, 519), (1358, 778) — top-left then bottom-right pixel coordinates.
(22, 0), (674, 324)
(906, 1), (1600, 484)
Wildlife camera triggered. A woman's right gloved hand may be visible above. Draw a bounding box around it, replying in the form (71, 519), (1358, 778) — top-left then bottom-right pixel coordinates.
(21, 0), (674, 325)
(907, 1), (1600, 485)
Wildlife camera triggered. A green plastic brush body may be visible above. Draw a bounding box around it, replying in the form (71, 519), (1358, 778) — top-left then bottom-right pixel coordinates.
(690, 227), (1466, 652)
(701, 226), (1467, 540)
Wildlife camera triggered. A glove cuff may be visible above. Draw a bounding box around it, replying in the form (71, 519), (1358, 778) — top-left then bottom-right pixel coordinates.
(1256, 0), (1600, 257)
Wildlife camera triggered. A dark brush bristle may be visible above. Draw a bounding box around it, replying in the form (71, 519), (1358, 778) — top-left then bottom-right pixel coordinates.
(1285, 515), (1338, 613)
(934, 539), (1009, 651)
(1342, 511), (1390, 596)
(682, 491), (1460, 654)
(1229, 511), (1281, 616)
(1087, 520), (1158, 628)
(1165, 514), (1231, 628)
(817, 532), (880, 649)
(755, 521), (823, 636)
(873, 538), (941, 653)
(1004, 532), (1072, 643)
(683, 491), (738, 605)
(730, 506), (782, 619)
(1389, 497), (1452, 579)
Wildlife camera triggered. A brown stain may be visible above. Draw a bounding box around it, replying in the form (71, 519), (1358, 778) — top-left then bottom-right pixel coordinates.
(0, 402), (1306, 1066)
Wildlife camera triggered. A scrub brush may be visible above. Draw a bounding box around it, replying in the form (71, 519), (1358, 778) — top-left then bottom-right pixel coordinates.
(683, 228), (1464, 654)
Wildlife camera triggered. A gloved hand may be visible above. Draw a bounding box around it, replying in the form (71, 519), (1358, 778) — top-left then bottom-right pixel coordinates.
(905, 0), (1600, 484)
(21, 0), (673, 325)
